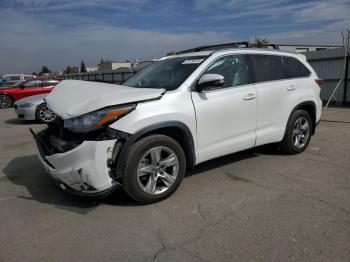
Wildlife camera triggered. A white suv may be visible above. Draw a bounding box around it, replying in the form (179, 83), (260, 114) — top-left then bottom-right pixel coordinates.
(32, 48), (322, 203)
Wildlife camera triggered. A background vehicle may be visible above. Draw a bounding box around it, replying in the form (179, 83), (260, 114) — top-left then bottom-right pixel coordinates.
(14, 94), (56, 123)
(32, 49), (322, 204)
(0, 78), (59, 108)
(1, 74), (35, 87)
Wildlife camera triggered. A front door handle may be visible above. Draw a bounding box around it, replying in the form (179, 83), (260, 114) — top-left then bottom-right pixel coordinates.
(243, 93), (256, 101)
(287, 85), (296, 91)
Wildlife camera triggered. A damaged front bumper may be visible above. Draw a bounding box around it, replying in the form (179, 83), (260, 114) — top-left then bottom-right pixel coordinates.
(30, 128), (121, 197)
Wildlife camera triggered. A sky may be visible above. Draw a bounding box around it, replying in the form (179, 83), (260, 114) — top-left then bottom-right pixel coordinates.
(0, 0), (349, 74)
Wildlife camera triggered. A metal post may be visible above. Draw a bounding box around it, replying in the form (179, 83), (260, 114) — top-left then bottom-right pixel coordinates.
(343, 31), (349, 105)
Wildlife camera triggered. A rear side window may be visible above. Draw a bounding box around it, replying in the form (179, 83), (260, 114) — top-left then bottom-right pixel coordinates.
(282, 56), (310, 78)
(250, 55), (284, 83)
(42, 80), (59, 86)
(23, 80), (41, 87)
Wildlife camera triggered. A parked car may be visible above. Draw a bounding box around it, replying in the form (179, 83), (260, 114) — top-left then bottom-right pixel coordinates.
(31, 49), (322, 204)
(14, 94), (56, 123)
(0, 78), (59, 108)
(1, 74), (35, 87)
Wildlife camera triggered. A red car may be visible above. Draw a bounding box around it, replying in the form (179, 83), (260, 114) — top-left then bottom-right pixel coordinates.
(0, 78), (60, 108)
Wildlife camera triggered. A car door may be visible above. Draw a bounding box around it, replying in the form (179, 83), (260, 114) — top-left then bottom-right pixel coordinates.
(248, 54), (301, 146)
(17, 80), (42, 100)
(191, 54), (257, 163)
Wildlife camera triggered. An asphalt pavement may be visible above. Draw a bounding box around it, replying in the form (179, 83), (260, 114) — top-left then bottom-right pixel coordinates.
(0, 107), (350, 262)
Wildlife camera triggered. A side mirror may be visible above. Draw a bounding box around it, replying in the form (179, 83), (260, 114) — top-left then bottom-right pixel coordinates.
(196, 74), (224, 92)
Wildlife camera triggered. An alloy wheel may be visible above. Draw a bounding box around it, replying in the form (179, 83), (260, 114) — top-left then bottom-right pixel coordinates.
(136, 146), (179, 195)
(0, 95), (12, 109)
(292, 116), (310, 149)
(39, 105), (56, 122)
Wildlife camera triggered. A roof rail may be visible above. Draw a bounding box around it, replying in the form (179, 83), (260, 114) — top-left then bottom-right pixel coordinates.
(176, 42), (279, 54)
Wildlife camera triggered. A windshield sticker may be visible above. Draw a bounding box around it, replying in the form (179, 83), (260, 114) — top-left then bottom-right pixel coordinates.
(182, 59), (203, 64)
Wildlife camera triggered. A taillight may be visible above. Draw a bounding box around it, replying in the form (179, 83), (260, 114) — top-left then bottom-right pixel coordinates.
(315, 79), (324, 87)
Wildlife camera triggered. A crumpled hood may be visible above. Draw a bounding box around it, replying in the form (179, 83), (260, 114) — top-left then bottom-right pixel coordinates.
(46, 80), (164, 119)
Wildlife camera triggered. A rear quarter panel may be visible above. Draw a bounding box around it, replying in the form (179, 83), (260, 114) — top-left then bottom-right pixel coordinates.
(296, 57), (322, 123)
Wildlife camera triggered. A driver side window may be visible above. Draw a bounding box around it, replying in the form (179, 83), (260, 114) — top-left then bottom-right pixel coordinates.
(203, 55), (249, 88)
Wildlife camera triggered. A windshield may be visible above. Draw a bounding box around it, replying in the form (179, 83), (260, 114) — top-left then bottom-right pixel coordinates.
(123, 56), (207, 91)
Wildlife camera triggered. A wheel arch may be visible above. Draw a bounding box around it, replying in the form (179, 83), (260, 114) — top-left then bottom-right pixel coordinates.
(35, 102), (46, 119)
(114, 121), (196, 179)
(0, 92), (14, 101)
(287, 101), (317, 136)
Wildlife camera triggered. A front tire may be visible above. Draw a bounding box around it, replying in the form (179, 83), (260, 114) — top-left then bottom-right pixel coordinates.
(122, 134), (186, 204)
(0, 94), (13, 109)
(280, 110), (312, 154)
(35, 103), (56, 123)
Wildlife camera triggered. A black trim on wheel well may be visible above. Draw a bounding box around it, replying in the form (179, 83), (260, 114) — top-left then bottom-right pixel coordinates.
(287, 101), (317, 136)
(114, 121), (196, 179)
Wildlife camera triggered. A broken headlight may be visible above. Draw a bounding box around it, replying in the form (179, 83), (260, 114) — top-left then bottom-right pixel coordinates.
(63, 104), (135, 132)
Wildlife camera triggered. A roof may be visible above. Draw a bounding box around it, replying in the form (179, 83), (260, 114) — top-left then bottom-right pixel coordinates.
(168, 48), (300, 59)
(25, 77), (59, 81)
(176, 41), (279, 54)
(276, 43), (342, 47)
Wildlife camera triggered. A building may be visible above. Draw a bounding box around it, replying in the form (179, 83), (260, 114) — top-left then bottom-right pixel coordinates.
(85, 67), (98, 72)
(98, 60), (132, 72)
(276, 44), (342, 53)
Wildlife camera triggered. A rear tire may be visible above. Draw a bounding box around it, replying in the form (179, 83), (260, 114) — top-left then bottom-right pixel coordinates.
(35, 103), (56, 124)
(0, 94), (13, 109)
(122, 134), (186, 204)
(280, 110), (312, 154)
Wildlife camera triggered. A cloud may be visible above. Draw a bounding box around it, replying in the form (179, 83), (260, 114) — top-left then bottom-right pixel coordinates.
(193, 0), (350, 22)
(261, 18), (350, 44)
(0, 9), (233, 73)
(0, 0), (349, 73)
(296, 1), (350, 21)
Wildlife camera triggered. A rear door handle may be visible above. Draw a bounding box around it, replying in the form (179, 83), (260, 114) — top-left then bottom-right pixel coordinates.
(287, 85), (296, 91)
(243, 93), (256, 101)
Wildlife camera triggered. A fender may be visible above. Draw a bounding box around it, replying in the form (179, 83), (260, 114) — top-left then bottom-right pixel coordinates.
(283, 101), (317, 138)
(114, 121), (196, 178)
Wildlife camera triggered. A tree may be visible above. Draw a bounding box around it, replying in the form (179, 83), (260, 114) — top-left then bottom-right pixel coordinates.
(253, 37), (270, 48)
(64, 66), (73, 74)
(166, 51), (177, 56)
(80, 60), (87, 73)
(31, 72), (37, 76)
(40, 66), (51, 74)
